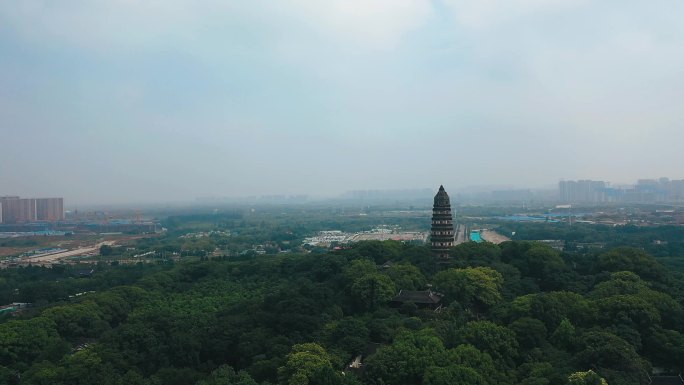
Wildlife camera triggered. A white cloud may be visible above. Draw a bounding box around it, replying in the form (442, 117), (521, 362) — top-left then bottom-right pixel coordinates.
(281, 0), (433, 49)
(0, 1), (194, 51)
(0, 0), (432, 52)
(2, 0), (684, 202)
(441, 0), (587, 29)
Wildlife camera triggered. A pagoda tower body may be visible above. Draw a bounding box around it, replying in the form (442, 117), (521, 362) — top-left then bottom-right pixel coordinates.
(431, 185), (454, 259)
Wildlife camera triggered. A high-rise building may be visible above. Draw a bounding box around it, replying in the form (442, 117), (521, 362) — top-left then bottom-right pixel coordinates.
(0, 196), (64, 223)
(559, 180), (606, 203)
(430, 185), (454, 260)
(36, 198), (64, 221)
(672, 180), (684, 201)
(0, 196), (20, 223)
(17, 198), (37, 222)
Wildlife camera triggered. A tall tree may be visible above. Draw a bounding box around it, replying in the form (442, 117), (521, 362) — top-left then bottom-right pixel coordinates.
(278, 343), (336, 385)
(568, 370), (608, 385)
(350, 274), (395, 311)
(433, 267), (503, 311)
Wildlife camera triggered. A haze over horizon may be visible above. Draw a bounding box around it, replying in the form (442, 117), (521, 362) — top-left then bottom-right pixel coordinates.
(2, 1), (683, 205)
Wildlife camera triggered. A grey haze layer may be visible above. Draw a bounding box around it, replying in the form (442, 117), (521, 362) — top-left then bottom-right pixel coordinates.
(1, 1), (683, 205)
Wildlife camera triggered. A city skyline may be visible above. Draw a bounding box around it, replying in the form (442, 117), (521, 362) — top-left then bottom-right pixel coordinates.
(4, 175), (684, 207)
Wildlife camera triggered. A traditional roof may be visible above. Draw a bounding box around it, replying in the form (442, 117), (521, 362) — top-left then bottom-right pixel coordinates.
(391, 290), (443, 304)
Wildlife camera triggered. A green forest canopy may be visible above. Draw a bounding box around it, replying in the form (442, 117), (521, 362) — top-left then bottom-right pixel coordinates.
(0, 240), (682, 385)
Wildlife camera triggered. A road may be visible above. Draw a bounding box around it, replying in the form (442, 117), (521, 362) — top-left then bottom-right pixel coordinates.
(454, 224), (468, 244)
(25, 241), (115, 264)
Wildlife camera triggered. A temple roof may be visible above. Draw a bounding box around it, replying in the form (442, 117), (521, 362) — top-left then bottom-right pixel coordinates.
(391, 290), (443, 304)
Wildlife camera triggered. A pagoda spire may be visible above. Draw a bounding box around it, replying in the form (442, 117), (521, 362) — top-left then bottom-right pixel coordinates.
(430, 185), (454, 259)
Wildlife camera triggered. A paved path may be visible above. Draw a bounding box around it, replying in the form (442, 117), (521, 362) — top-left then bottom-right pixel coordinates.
(454, 224), (468, 244)
(26, 241), (115, 264)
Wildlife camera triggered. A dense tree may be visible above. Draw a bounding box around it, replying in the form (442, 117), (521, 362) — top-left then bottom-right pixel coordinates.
(278, 343), (343, 385)
(350, 274), (396, 311)
(517, 244), (572, 290)
(0, 237), (682, 385)
(449, 242), (502, 267)
(324, 317), (370, 358)
(0, 317), (63, 369)
(510, 291), (594, 330)
(99, 244), (114, 256)
(574, 331), (650, 385)
(595, 248), (665, 282)
(364, 330), (445, 385)
(442, 344), (497, 383)
(22, 360), (65, 385)
(195, 365), (258, 385)
(568, 370), (609, 385)
(433, 267), (503, 312)
(510, 317), (548, 350)
(550, 318), (576, 350)
(42, 301), (109, 340)
(589, 271), (645, 298)
(457, 321), (519, 367)
(342, 260), (378, 284)
(385, 264), (426, 291)
(643, 327), (684, 372)
(595, 295), (660, 330)
(344, 241), (403, 265)
(591, 271), (683, 329)
(516, 362), (557, 385)
(423, 364), (485, 385)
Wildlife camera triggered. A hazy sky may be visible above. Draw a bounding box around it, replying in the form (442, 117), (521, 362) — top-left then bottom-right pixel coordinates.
(1, 0), (683, 205)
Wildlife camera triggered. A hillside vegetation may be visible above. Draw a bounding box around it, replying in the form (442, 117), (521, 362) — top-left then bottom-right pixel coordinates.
(0, 240), (683, 385)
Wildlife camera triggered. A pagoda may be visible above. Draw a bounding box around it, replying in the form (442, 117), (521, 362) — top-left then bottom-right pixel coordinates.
(430, 185), (454, 259)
